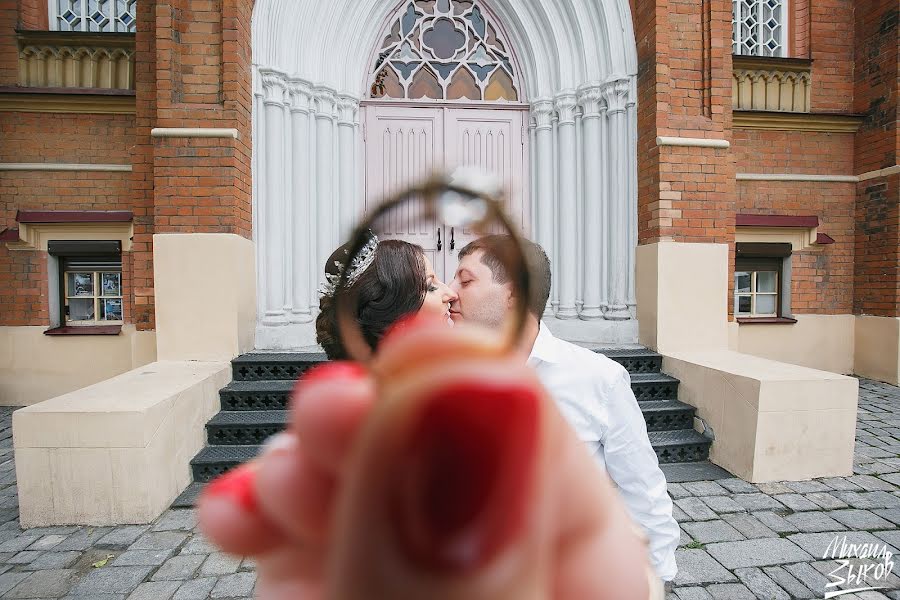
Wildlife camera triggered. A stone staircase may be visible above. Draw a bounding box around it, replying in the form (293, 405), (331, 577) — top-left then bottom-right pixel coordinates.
(173, 347), (728, 507)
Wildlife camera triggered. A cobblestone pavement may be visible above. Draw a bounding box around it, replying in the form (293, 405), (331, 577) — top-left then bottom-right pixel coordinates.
(0, 380), (897, 598)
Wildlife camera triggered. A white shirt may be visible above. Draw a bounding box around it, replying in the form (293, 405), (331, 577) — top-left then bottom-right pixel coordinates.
(527, 322), (680, 581)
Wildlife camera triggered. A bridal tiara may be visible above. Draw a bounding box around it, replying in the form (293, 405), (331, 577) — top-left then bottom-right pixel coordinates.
(317, 233), (380, 299)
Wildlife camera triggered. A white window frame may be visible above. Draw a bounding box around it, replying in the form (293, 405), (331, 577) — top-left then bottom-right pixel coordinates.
(48, 0), (136, 33)
(732, 0), (788, 58)
(734, 269), (780, 317)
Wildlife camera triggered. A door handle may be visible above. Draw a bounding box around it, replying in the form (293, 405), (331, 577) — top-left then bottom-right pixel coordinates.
(437, 228), (442, 251)
(450, 227), (455, 250)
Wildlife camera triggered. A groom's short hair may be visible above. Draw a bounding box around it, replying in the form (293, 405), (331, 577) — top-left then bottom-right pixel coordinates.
(458, 235), (551, 318)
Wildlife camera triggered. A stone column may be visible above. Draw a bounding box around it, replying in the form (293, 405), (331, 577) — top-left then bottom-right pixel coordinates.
(603, 79), (631, 320)
(314, 88), (336, 293)
(261, 72), (287, 325)
(578, 84), (604, 320)
(555, 91), (578, 319)
(531, 99), (555, 318)
(337, 95), (359, 241)
(289, 80), (312, 321)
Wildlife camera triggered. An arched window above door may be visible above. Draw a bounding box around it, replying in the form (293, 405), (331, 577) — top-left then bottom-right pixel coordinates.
(370, 0), (520, 102)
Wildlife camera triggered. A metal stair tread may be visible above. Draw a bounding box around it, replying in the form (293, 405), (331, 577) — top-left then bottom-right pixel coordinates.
(233, 352), (327, 364)
(594, 348), (662, 359)
(629, 372), (679, 383)
(222, 380), (295, 393)
(639, 400), (695, 413)
(191, 445), (261, 463)
(648, 429), (710, 446)
(208, 410), (288, 426)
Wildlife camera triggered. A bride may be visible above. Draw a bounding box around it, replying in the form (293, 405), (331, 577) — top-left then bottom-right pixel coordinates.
(316, 232), (457, 360)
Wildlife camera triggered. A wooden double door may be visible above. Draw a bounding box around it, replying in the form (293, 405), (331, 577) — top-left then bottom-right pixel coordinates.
(364, 104), (528, 281)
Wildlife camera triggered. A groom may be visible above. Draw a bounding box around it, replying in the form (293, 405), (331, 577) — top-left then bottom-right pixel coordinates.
(448, 235), (679, 582)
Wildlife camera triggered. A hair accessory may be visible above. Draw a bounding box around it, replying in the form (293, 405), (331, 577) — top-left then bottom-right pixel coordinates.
(318, 233), (380, 298)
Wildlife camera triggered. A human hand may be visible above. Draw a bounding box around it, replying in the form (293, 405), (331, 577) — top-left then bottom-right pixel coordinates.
(197, 317), (656, 599)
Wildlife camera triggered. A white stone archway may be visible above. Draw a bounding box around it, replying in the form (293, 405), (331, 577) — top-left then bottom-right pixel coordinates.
(251, 0), (640, 349)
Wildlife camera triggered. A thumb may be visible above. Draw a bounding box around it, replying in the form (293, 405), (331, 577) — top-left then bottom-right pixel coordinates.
(325, 324), (651, 599)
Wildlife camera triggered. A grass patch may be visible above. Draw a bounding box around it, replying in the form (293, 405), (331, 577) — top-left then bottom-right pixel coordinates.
(685, 541), (705, 549)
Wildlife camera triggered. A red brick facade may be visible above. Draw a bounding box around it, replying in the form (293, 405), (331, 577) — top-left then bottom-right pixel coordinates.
(0, 0), (897, 332)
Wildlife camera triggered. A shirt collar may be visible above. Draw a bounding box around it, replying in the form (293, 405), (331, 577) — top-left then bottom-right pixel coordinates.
(527, 321), (562, 365)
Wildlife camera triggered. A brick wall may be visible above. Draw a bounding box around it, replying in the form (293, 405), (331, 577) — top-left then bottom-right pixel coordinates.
(809, 0), (855, 113)
(18, 0), (46, 29)
(854, 1), (898, 317)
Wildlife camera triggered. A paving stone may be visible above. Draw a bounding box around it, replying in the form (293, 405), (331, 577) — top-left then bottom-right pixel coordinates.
(682, 481), (728, 496)
(873, 529), (900, 551)
(879, 473), (900, 487)
(809, 559), (900, 593)
(752, 511), (800, 534)
(152, 554), (205, 581)
(672, 549), (736, 585)
(112, 548), (175, 566)
(0, 572), (29, 595)
(700, 495), (744, 514)
(72, 566), (155, 595)
(172, 578), (217, 600)
(178, 535), (217, 555)
(828, 509), (895, 530)
(20, 526), (78, 536)
(717, 478), (759, 494)
(784, 561), (830, 595)
(849, 475), (898, 492)
(240, 556), (256, 570)
(785, 511), (847, 533)
(678, 527), (691, 547)
(667, 483), (691, 499)
(706, 538), (812, 569)
(200, 552), (243, 576)
(5, 568), (79, 598)
(834, 491), (900, 510)
(762, 565), (815, 599)
(773, 493), (821, 512)
(785, 480), (832, 494)
(126, 581), (180, 600)
(681, 520), (745, 543)
(733, 567), (791, 600)
(788, 531), (899, 560)
(732, 493), (786, 512)
(673, 588), (713, 600)
(675, 498), (719, 521)
(0, 534), (39, 552)
(755, 482), (794, 495)
(23, 550), (81, 569)
(211, 572), (255, 598)
(873, 509), (900, 527)
(55, 528), (108, 551)
(722, 513), (778, 539)
(129, 532), (188, 551)
(152, 511), (197, 532)
(672, 505), (690, 523)
(704, 583), (756, 599)
(8, 550), (42, 564)
(96, 526), (149, 549)
(806, 491), (850, 510)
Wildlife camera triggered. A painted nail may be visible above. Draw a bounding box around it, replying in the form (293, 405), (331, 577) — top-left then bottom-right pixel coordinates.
(391, 381), (540, 572)
(202, 464), (258, 513)
(299, 361), (367, 386)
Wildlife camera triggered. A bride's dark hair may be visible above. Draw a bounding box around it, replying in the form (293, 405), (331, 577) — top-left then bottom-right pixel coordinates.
(316, 239), (428, 360)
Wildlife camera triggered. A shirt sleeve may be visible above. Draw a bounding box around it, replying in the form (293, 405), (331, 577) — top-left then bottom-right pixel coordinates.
(596, 366), (680, 582)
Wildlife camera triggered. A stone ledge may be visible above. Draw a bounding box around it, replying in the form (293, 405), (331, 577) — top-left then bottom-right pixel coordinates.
(663, 350), (858, 483)
(14, 360), (230, 526)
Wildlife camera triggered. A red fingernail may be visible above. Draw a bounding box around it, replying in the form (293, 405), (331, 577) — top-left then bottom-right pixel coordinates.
(379, 313), (433, 350)
(300, 361), (367, 386)
(202, 464), (258, 513)
(391, 382), (540, 572)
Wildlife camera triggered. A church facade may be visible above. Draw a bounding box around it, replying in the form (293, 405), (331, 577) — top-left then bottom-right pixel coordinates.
(0, 0), (897, 522)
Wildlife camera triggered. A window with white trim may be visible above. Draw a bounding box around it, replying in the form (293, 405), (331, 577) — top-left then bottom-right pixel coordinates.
(49, 0), (136, 33)
(732, 0), (786, 57)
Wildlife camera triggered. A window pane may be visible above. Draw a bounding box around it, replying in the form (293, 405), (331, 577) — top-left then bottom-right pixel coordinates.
(756, 271), (777, 293)
(756, 294), (777, 315)
(68, 298), (95, 321)
(736, 295), (752, 314)
(735, 272), (751, 293)
(68, 272), (94, 297)
(101, 298), (123, 321)
(101, 272), (121, 296)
